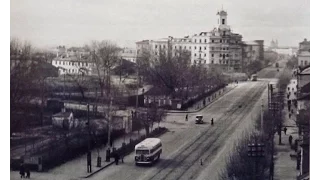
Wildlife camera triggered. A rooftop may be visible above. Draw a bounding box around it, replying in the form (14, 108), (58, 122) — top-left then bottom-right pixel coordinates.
(135, 138), (161, 149)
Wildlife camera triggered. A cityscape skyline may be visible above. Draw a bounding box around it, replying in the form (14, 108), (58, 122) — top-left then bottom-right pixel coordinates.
(11, 0), (309, 48)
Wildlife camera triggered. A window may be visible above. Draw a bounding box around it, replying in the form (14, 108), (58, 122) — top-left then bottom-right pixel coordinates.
(211, 60), (214, 64)
(211, 54), (214, 57)
(194, 53), (197, 57)
(200, 39), (202, 43)
(155, 45), (157, 48)
(222, 19), (225, 25)
(195, 46), (197, 50)
(179, 46), (182, 49)
(194, 60), (196, 64)
(184, 46), (186, 49)
(195, 39), (197, 43)
(301, 60), (303, 65)
(220, 54), (222, 57)
(155, 52), (158, 55)
(204, 47), (206, 50)
(204, 54), (206, 57)
(305, 61), (308, 65)
(175, 46), (177, 49)
(204, 60), (206, 64)
(55, 61), (57, 65)
(227, 47), (229, 50)
(86, 62), (88, 66)
(212, 47), (214, 50)
(223, 48), (225, 50)
(226, 54), (229, 57)
(220, 39), (222, 43)
(205, 39), (207, 43)
(189, 46), (191, 50)
(223, 54), (225, 59)
(199, 54), (201, 58)
(223, 31), (226, 36)
(200, 47), (202, 51)
(63, 61), (65, 65)
(212, 40), (214, 43)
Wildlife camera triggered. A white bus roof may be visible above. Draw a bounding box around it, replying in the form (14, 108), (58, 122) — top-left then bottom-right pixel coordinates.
(135, 138), (161, 150)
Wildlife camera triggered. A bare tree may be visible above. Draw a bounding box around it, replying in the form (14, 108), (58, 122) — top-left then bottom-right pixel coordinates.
(88, 40), (122, 98)
(135, 104), (166, 137)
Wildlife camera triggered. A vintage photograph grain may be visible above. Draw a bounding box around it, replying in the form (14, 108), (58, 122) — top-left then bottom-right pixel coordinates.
(10, 0), (310, 179)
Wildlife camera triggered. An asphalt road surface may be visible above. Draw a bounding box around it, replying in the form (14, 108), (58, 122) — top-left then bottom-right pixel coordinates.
(89, 80), (269, 180)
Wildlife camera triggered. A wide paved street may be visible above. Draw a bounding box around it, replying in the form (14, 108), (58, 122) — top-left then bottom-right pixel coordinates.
(87, 80), (268, 180)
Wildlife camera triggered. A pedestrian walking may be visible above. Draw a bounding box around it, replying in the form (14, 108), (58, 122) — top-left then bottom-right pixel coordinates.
(114, 152), (119, 165)
(19, 163), (25, 179)
(211, 118), (214, 126)
(289, 135), (293, 146)
(185, 114), (188, 121)
(26, 167), (30, 179)
(294, 139), (298, 152)
(283, 127), (287, 135)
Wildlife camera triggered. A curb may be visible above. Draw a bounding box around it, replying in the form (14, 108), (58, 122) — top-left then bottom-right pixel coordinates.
(167, 84), (238, 114)
(82, 161), (115, 178)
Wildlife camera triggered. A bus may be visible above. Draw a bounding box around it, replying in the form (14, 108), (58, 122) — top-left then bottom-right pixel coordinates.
(134, 138), (162, 165)
(251, 74), (257, 81)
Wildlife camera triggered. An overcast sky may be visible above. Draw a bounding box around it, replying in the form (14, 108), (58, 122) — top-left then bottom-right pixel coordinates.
(11, 0), (310, 48)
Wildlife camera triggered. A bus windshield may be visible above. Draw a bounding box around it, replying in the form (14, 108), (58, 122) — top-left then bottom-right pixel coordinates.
(136, 150), (149, 155)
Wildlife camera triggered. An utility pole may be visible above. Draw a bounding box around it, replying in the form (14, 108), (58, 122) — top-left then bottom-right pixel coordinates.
(135, 61), (140, 136)
(87, 104), (92, 173)
(261, 98), (264, 135)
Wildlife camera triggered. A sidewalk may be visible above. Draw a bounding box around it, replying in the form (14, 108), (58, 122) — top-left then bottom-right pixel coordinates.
(273, 79), (299, 180)
(11, 129), (148, 180)
(168, 83), (238, 113)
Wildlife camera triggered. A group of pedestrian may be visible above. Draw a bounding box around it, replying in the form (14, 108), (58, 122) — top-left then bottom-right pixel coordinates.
(19, 163), (30, 179)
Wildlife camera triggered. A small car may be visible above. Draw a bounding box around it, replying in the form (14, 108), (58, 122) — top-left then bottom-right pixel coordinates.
(195, 115), (204, 124)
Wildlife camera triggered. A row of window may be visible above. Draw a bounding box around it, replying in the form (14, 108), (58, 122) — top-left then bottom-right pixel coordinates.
(150, 143), (162, 154)
(154, 40), (235, 49)
(193, 60), (232, 65)
(55, 60), (89, 67)
(59, 68), (82, 73)
(194, 53), (230, 58)
(300, 60), (309, 66)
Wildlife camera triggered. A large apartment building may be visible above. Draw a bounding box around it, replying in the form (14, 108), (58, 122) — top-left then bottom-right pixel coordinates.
(136, 9), (246, 71)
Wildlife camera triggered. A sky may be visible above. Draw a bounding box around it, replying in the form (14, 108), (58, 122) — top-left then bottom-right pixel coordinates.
(10, 0), (310, 49)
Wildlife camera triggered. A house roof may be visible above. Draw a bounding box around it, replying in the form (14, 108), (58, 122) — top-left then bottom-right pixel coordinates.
(52, 112), (73, 118)
(299, 66), (310, 75)
(301, 83), (310, 93)
(243, 41), (260, 45)
(144, 86), (173, 96)
(297, 94), (310, 101)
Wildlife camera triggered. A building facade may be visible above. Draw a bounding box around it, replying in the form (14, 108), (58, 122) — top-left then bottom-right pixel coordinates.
(120, 47), (137, 63)
(51, 47), (93, 75)
(136, 9), (245, 72)
(297, 38), (310, 67)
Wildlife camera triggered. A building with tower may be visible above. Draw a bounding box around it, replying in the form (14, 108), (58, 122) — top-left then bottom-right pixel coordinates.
(136, 9), (263, 72)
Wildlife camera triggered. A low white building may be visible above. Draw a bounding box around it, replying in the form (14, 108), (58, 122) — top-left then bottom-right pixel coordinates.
(52, 54), (93, 75)
(52, 111), (77, 130)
